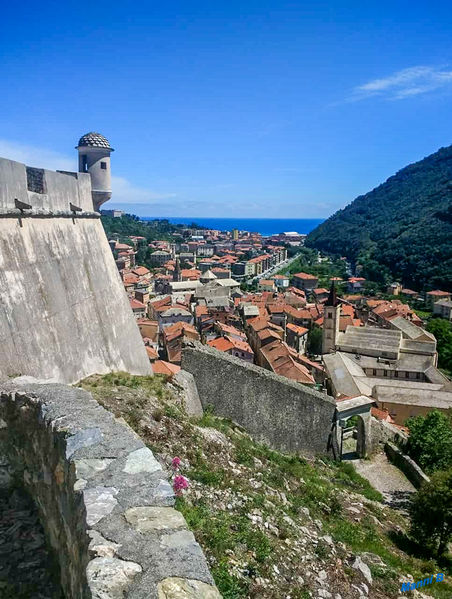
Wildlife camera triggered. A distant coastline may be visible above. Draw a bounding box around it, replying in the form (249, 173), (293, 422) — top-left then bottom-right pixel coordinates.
(141, 216), (324, 237)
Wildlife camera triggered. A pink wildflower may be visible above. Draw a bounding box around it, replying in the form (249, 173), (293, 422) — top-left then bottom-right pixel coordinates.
(172, 456), (181, 470)
(173, 474), (189, 496)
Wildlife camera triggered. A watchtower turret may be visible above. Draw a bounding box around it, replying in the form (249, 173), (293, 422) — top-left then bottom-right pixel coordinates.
(76, 132), (114, 211)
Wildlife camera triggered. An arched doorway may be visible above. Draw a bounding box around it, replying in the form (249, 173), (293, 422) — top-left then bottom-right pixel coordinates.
(334, 396), (373, 460)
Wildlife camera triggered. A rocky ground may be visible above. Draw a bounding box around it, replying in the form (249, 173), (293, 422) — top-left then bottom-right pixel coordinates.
(80, 373), (452, 599)
(0, 487), (61, 599)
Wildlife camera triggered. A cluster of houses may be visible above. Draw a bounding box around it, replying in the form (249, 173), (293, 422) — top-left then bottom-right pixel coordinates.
(107, 224), (452, 432)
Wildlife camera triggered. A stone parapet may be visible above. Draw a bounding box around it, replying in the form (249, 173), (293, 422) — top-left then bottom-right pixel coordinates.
(385, 441), (430, 489)
(0, 381), (220, 598)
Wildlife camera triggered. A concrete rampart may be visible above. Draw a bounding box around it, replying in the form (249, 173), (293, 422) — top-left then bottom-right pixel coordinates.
(182, 343), (336, 455)
(385, 442), (430, 489)
(0, 380), (220, 598)
(0, 157), (151, 383)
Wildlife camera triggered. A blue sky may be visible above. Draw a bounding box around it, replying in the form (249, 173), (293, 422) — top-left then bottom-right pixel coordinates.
(1, 1), (451, 217)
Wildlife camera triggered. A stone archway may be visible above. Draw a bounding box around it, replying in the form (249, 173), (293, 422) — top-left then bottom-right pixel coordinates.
(334, 396), (374, 459)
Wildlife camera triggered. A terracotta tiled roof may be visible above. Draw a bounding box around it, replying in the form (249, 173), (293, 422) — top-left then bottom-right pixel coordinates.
(132, 266), (150, 276)
(426, 290), (450, 296)
(260, 340), (315, 384)
(286, 323), (309, 336)
(153, 360), (181, 375)
(130, 298), (145, 310)
(293, 272), (318, 280)
(163, 321), (198, 341)
(145, 346), (159, 360)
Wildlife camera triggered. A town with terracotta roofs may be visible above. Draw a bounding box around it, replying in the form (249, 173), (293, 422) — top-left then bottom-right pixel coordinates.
(106, 216), (452, 430)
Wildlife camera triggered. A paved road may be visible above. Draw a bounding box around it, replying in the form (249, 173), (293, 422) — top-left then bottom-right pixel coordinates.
(252, 253), (300, 283)
(349, 452), (416, 513)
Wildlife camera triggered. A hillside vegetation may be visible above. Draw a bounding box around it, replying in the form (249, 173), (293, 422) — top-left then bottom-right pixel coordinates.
(80, 373), (452, 599)
(306, 146), (452, 291)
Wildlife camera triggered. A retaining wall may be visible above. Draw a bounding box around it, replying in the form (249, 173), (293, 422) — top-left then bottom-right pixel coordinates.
(385, 441), (430, 489)
(0, 380), (220, 598)
(370, 417), (408, 454)
(182, 343), (336, 455)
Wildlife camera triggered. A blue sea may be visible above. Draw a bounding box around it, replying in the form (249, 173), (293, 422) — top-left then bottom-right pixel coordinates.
(141, 217), (323, 237)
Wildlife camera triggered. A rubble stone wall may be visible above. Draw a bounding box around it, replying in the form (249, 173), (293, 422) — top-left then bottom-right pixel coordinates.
(0, 381), (220, 599)
(182, 343), (336, 455)
(385, 442), (430, 489)
(369, 418), (408, 454)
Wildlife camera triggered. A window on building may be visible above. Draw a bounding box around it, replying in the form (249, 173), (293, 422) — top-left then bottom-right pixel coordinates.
(405, 371), (409, 378)
(101, 161), (107, 170)
(327, 312), (332, 319)
(384, 370), (388, 377)
(372, 369), (376, 376)
(81, 155), (88, 172)
(394, 371), (398, 378)
(416, 372), (421, 379)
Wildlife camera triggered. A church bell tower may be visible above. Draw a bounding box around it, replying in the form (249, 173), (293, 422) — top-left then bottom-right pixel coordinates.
(322, 282), (341, 354)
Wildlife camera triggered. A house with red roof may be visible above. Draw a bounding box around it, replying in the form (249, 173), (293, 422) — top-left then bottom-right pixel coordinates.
(163, 321), (200, 364)
(208, 336), (254, 363)
(426, 290), (451, 310)
(291, 272), (318, 292)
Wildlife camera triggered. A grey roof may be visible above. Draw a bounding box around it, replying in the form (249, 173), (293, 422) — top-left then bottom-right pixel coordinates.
(200, 269), (217, 281)
(434, 299), (452, 308)
(77, 132), (113, 150)
(323, 352), (363, 398)
(170, 281), (203, 291)
(323, 350), (447, 399)
(375, 385), (452, 408)
(390, 316), (435, 342)
(336, 326), (401, 359)
(216, 278), (240, 288)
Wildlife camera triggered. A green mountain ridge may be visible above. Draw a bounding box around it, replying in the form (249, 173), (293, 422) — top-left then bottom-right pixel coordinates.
(305, 146), (452, 291)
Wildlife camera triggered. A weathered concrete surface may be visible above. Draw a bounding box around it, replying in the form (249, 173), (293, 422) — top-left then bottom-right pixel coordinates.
(0, 157), (93, 213)
(182, 343), (336, 455)
(0, 210), (151, 383)
(0, 380), (219, 598)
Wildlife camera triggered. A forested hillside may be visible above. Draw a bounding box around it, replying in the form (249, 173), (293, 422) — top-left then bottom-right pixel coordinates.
(306, 146), (452, 291)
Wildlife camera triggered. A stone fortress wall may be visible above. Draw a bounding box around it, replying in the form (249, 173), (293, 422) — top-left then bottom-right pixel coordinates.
(0, 157), (151, 383)
(0, 380), (220, 598)
(182, 343), (337, 456)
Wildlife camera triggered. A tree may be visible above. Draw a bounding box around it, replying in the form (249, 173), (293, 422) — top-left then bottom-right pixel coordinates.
(410, 469), (452, 557)
(406, 410), (452, 474)
(307, 326), (323, 356)
(426, 318), (452, 372)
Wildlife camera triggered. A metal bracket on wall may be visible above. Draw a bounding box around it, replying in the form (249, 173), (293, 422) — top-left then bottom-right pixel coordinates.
(14, 198), (32, 227)
(70, 202), (82, 224)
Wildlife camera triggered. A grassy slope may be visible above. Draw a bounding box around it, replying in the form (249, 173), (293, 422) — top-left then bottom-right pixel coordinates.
(79, 373), (452, 599)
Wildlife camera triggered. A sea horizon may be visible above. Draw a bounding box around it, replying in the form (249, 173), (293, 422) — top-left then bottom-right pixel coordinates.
(141, 216), (324, 236)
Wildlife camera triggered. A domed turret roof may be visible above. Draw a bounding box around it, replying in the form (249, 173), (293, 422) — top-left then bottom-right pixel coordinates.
(77, 132), (114, 151)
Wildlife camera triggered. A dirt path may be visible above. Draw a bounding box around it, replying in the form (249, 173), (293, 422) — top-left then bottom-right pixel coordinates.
(349, 452), (416, 512)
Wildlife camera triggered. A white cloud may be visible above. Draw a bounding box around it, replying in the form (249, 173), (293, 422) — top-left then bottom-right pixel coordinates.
(351, 66), (452, 101)
(0, 139), (74, 171)
(111, 176), (176, 204)
(0, 138), (175, 203)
